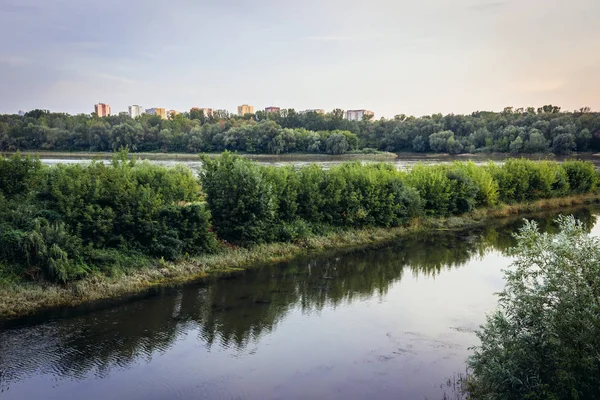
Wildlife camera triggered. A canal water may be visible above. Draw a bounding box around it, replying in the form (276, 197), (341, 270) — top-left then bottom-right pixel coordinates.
(1, 208), (598, 400)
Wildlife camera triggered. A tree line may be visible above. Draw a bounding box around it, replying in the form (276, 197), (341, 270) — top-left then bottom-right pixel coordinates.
(0, 151), (597, 284)
(1, 105), (599, 155)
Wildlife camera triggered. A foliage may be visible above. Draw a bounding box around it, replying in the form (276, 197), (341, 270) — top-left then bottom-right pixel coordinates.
(199, 152), (277, 244)
(0, 152), (217, 282)
(1, 105), (600, 155)
(468, 216), (600, 399)
(561, 160), (598, 194)
(0, 151), (597, 284)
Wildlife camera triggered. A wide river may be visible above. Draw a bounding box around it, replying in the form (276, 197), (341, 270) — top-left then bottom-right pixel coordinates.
(1, 207), (599, 399)
(32, 152), (600, 170)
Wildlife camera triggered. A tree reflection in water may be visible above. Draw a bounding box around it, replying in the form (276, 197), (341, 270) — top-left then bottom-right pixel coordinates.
(0, 208), (595, 393)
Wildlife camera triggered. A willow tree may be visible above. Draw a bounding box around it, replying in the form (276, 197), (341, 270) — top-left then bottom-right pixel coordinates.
(468, 216), (600, 399)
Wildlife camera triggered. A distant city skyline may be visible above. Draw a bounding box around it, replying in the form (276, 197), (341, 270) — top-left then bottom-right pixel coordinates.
(1, 0), (599, 117)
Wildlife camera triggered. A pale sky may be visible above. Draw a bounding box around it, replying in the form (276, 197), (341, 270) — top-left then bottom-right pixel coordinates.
(1, 0), (599, 118)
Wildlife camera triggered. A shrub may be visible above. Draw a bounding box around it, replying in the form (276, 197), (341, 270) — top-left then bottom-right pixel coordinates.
(156, 203), (218, 259)
(468, 216), (600, 399)
(561, 160), (598, 194)
(404, 164), (453, 216)
(200, 152), (277, 244)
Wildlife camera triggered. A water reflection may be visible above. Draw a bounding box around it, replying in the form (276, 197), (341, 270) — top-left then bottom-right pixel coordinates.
(0, 208), (596, 398)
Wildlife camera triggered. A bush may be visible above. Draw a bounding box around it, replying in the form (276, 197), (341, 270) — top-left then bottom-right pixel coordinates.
(0, 153), (214, 282)
(200, 152), (277, 244)
(404, 164), (453, 216)
(468, 216), (600, 399)
(155, 203), (218, 259)
(561, 160), (598, 194)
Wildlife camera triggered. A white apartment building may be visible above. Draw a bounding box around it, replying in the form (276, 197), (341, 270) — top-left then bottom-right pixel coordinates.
(345, 109), (374, 121)
(128, 105), (144, 118)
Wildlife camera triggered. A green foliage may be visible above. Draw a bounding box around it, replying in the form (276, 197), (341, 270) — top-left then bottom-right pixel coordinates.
(200, 152), (277, 244)
(561, 160), (598, 194)
(3, 104), (599, 154)
(404, 164), (454, 216)
(469, 216), (600, 399)
(486, 159), (579, 203)
(0, 154), (44, 198)
(0, 151), (597, 284)
(0, 153), (214, 282)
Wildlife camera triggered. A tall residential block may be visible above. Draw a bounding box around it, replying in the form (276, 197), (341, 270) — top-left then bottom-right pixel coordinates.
(168, 110), (180, 118)
(146, 107), (167, 119)
(345, 109), (374, 121)
(265, 106), (281, 113)
(237, 104), (254, 116)
(94, 103), (111, 117)
(128, 105), (144, 118)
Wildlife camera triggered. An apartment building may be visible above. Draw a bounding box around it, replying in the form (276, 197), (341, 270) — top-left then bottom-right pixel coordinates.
(146, 107), (167, 119)
(345, 109), (374, 121)
(128, 105), (144, 118)
(265, 106), (281, 113)
(94, 103), (111, 117)
(237, 104), (254, 116)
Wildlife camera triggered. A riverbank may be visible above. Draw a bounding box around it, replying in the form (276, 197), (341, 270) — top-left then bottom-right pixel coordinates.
(0, 150), (398, 161)
(1, 193), (599, 322)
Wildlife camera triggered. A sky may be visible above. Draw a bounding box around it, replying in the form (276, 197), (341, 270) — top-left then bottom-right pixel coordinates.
(1, 0), (599, 118)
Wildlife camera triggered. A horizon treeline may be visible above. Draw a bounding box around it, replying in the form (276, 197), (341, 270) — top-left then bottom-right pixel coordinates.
(0, 151), (597, 284)
(1, 105), (600, 155)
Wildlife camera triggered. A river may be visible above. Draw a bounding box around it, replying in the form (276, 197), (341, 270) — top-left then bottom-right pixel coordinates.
(27, 152), (600, 170)
(1, 208), (598, 400)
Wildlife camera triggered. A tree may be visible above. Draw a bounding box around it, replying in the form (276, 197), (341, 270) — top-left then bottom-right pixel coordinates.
(325, 133), (349, 155)
(525, 129), (549, 153)
(199, 152), (277, 244)
(429, 130), (454, 152)
(412, 135), (427, 152)
(552, 133), (576, 155)
(468, 216), (600, 399)
(509, 136), (524, 154)
(446, 136), (463, 154)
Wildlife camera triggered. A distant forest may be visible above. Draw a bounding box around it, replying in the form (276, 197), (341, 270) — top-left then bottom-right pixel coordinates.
(1, 105), (599, 155)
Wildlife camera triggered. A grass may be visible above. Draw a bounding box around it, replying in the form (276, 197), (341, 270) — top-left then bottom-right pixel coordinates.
(1, 193), (600, 321)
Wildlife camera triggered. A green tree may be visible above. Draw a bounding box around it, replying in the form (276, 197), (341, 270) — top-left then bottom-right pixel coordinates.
(552, 133), (576, 155)
(199, 152), (277, 244)
(325, 133), (349, 155)
(469, 216), (600, 399)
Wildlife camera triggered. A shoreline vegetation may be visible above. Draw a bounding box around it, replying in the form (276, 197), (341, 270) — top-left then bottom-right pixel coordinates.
(1, 194), (599, 322)
(1, 105), (600, 157)
(1, 152), (599, 321)
(4, 149), (600, 162)
(0, 150), (399, 161)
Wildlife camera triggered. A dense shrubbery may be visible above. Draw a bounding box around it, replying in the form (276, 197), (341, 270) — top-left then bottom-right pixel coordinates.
(0, 152), (217, 282)
(1, 105), (599, 155)
(0, 152), (598, 283)
(201, 152), (598, 244)
(468, 216), (600, 399)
